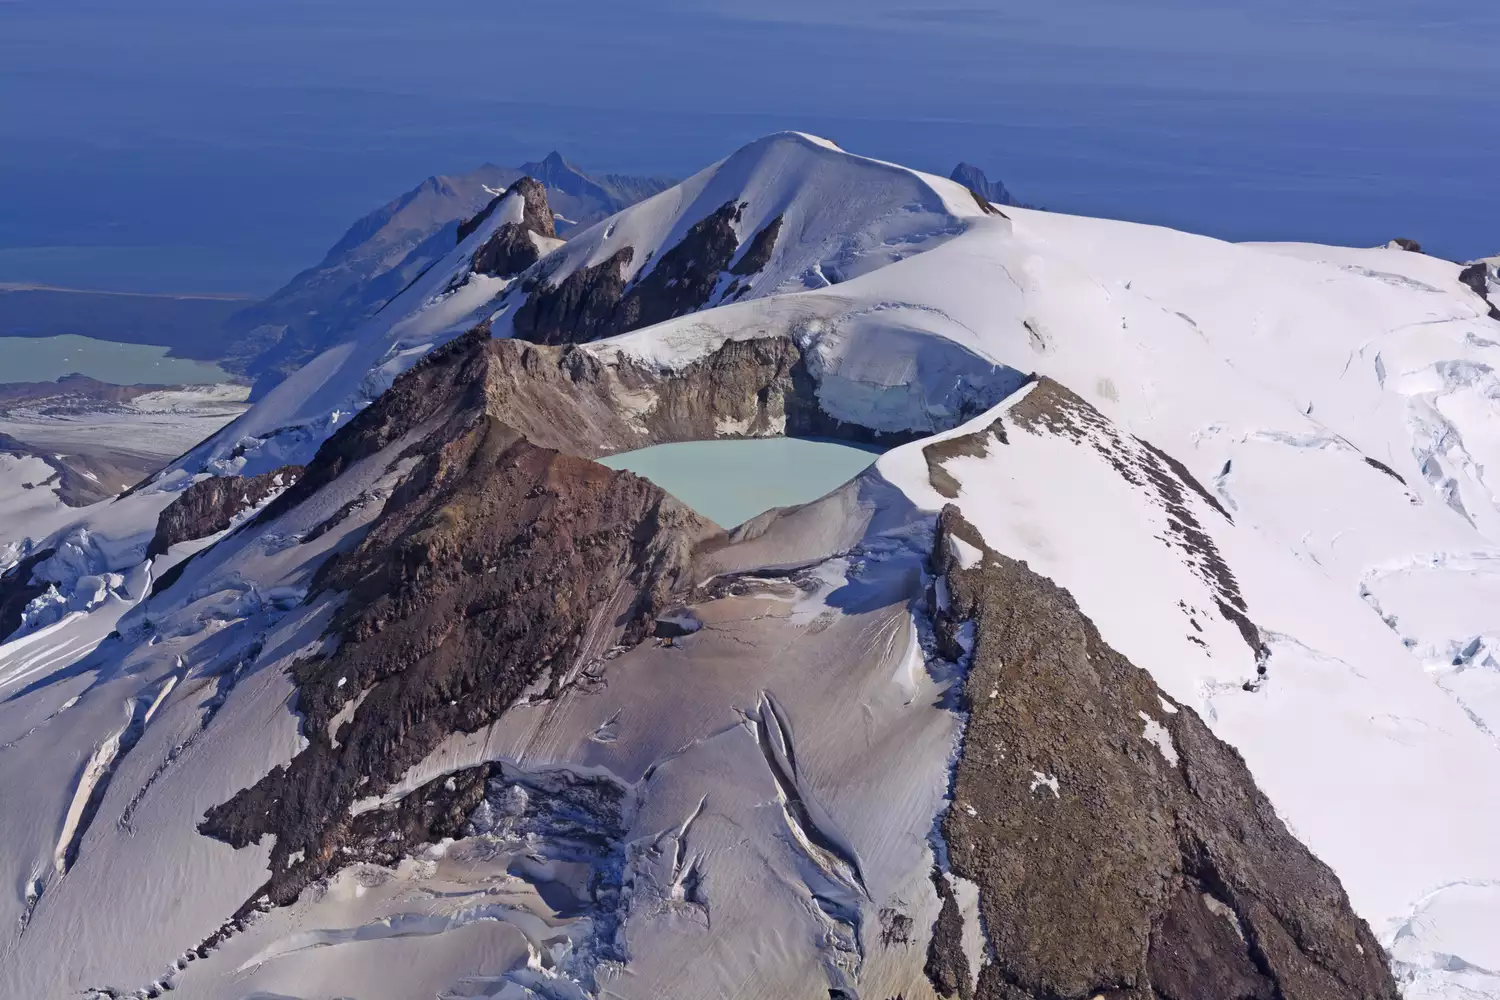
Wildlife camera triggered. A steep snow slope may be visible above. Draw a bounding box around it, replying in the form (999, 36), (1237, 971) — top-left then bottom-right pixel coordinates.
(0, 132), (1496, 999)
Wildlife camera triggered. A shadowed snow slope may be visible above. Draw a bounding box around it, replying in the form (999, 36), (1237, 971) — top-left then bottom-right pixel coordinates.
(0, 132), (1497, 1000)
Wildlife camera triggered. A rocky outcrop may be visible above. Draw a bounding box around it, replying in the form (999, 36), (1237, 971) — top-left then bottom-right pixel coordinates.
(457, 175), (556, 245)
(511, 200), (776, 346)
(470, 223), (543, 278)
(510, 247), (635, 346)
(1387, 237), (1423, 253)
(465, 177), (559, 279)
(928, 505), (1398, 1000)
(0, 547), (55, 641)
(220, 162), (669, 393)
(473, 329), (925, 450)
(1458, 262), (1500, 320)
(146, 466), (303, 558)
(611, 199), (744, 331)
(730, 214), (782, 275)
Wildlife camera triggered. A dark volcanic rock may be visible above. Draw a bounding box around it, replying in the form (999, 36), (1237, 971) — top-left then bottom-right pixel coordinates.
(147, 466), (303, 558)
(925, 872), (974, 1000)
(471, 223), (543, 278)
(611, 199), (744, 334)
(1389, 237), (1423, 253)
(257, 328), (499, 523)
(729, 214), (783, 275)
(928, 505), (1398, 1000)
(458, 176), (556, 245)
(510, 247), (636, 346)
(467, 178), (558, 279)
(512, 200), (762, 346)
(0, 547), (55, 641)
(1458, 262), (1500, 320)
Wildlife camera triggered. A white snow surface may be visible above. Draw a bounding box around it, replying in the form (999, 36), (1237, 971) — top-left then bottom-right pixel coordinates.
(0, 131), (1496, 997)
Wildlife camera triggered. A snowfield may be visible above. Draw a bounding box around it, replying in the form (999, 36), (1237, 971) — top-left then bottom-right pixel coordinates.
(1, 132), (1496, 999)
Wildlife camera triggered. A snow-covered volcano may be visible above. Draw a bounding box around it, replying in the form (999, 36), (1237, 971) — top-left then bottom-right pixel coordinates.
(1, 131), (1498, 1000)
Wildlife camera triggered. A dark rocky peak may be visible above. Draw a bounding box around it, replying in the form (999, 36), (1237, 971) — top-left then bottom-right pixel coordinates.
(1387, 237), (1424, 253)
(506, 175), (558, 239)
(928, 505), (1399, 1000)
(1458, 261), (1500, 320)
(950, 162), (1014, 207)
(464, 178), (561, 279)
(457, 176), (557, 245)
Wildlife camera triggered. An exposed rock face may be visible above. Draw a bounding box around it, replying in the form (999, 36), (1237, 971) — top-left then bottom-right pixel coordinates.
(199, 333), (716, 905)
(611, 199), (743, 333)
(472, 329), (924, 450)
(464, 178), (559, 279)
(928, 504), (1399, 1000)
(1388, 237), (1424, 253)
(470, 223), (543, 278)
(511, 200), (779, 346)
(1458, 262), (1500, 320)
(510, 247), (636, 346)
(458, 175), (555, 244)
(510, 150), (675, 236)
(730, 214), (783, 275)
(146, 466), (303, 558)
(0, 547), (55, 641)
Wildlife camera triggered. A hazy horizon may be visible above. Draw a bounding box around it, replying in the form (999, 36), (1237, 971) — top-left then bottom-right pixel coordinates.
(2, 0), (1495, 296)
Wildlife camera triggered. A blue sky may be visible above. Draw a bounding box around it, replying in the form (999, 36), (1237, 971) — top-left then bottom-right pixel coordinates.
(1, 0), (1495, 293)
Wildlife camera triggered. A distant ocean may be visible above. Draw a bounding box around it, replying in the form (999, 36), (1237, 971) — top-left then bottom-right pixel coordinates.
(2, 0), (1495, 296)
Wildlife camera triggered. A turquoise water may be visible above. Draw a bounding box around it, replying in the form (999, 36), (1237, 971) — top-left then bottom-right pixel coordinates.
(0, 334), (232, 385)
(599, 437), (881, 528)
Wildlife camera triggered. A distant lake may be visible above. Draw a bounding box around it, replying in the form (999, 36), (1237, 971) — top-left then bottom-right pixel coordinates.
(599, 437), (881, 528)
(0, 335), (233, 385)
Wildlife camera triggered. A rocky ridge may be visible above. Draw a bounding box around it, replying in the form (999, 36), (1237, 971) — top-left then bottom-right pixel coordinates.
(510, 201), (785, 345)
(146, 466), (303, 559)
(928, 503), (1398, 1000)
